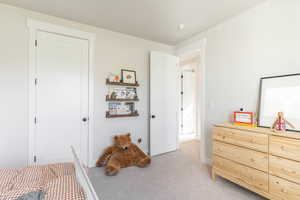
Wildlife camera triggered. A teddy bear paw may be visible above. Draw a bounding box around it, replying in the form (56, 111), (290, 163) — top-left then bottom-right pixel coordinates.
(137, 157), (151, 168)
(105, 166), (119, 176)
(96, 160), (105, 167)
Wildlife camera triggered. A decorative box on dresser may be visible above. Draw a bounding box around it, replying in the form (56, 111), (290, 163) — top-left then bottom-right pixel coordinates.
(212, 123), (300, 200)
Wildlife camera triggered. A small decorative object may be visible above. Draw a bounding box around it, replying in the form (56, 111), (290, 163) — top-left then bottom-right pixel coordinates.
(96, 133), (151, 176)
(121, 69), (136, 84)
(113, 75), (121, 82)
(108, 73), (120, 83)
(233, 109), (255, 127)
(108, 73), (115, 82)
(110, 92), (117, 99)
(271, 112), (295, 132)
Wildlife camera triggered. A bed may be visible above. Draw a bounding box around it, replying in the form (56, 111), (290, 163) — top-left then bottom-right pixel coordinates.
(0, 147), (99, 200)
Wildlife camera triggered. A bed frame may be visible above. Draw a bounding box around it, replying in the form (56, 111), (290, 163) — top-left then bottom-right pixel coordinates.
(71, 147), (100, 200)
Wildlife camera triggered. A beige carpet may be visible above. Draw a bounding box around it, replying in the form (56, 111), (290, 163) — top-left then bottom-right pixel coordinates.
(88, 140), (266, 200)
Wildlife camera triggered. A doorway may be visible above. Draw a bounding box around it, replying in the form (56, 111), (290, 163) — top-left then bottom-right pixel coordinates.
(179, 55), (201, 143)
(176, 38), (206, 164)
(28, 19), (95, 167)
(149, 47), (205, 164)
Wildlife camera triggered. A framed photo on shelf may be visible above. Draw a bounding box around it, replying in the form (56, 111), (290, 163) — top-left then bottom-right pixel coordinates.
(108, 102), (121, 115)
(108, 88), (126, 99)
(123, 102), (135, 114)
(121, 69), (136, 84)
(108, 87), (137, 99)
(125, 88), (137, 99)
(108, 102), (135, 115)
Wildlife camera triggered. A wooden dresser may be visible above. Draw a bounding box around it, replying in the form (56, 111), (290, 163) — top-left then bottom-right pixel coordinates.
(212, 124), (300, 200)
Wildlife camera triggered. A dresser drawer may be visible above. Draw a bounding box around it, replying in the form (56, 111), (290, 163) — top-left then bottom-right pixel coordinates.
(213, 141), (268, 172)
(213, 127), (268, 152)
(269, 155), (300, 185)
(213, 156), (268, 192)
(270, 175), (300, 200)
(270, 136), (300, 162)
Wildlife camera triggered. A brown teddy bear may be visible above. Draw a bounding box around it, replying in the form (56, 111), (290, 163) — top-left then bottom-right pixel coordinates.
(96, 133), (151, 176)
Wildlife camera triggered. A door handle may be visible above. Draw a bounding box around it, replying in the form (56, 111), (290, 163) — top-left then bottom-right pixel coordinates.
(151, 115), (156, 119)
(82, 118), (88, 122)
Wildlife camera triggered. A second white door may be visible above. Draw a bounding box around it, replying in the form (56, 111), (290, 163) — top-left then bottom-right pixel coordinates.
(34, 31), (89, 165)
(150, 51), (179, 156)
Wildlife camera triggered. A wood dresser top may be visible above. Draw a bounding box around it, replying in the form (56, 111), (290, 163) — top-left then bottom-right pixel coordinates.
(215, 123), (300, 140)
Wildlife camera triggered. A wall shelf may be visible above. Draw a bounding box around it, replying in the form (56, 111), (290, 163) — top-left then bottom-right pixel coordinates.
(106, 95), (139, 102)
(106, 112), (139, 118)
(106, 76), (139, 118)
(106, 79), (139, 87)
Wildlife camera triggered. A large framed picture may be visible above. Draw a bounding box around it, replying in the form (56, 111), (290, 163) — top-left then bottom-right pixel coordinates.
(258, 73), (300, 132)
(121, 69), (136, 84)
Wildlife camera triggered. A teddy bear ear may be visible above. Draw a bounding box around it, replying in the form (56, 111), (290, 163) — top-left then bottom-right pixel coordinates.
(127, 133), (131, 137)
(114, 135), (118, 140)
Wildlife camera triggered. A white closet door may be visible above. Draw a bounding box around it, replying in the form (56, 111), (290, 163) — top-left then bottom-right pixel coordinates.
(35, 31), (89, 165)
(150, 51), (179, 156)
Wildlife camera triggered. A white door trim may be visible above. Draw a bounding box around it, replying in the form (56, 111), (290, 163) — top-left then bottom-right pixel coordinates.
(27, 19), (96, 167)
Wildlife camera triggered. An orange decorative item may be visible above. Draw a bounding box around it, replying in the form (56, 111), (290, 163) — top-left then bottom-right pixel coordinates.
(233, 111), (255, 127)
(113, 75), (120, 82)
(271, 112), (295, 132)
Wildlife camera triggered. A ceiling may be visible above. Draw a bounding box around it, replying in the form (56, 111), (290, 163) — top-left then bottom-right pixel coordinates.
(0, 0), (265, 45)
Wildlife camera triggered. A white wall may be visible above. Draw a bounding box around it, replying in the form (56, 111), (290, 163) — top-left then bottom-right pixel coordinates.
(176, 0), (300, 164)
(0, 3), (173, 168)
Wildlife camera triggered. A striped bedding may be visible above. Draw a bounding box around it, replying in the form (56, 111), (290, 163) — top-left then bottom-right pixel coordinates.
(0, 163), (85, 200)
